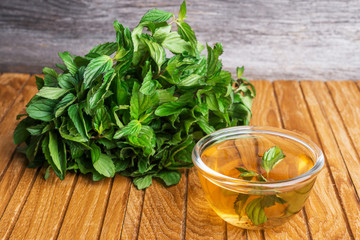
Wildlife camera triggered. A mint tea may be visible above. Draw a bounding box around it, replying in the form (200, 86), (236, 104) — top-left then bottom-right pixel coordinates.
(198, 135), (316, 229)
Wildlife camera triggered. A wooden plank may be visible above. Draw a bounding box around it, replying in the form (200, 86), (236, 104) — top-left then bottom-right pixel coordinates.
(0, 75), (36, 177)
(138, 170), (187, 240)
(99, 175), (131, 240)
(1, 1), (360, 81)
(250, 81), (310, 240)
(0, 73), (30, 121)
(57, 177), (112, 240)
(120, 185), (145, 240)
(301, 81), (360, 238)
(327, 81), (360, 169)
(0, 159), (38, 239)
(273, 81), (352, 239)
(6, 169), (76, 240)
(185, 167), (226, 240)
(0, 152), (30, 217)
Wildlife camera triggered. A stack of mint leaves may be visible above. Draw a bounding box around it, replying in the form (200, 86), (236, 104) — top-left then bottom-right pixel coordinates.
(13, 1), (255, 189)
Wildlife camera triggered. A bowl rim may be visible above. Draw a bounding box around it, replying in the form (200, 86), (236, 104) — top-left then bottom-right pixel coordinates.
(192, 126), (325, 189)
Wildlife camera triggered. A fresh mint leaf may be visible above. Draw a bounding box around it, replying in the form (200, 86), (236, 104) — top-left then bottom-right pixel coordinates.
(156, 169), (181, 186)
(58, 52), (78, 76)
(140, 9), (173, 23)
(88, 42), (117, 56)
(83, 55), (113, 89)
(261, 146), (286, 175)
(162, 32), (193, 55)
(113, 120), (141, 139)
(49, 131), (65, 175)
(234, 193), (249, 218)
(13, 117), (34, 144)
(26, 99), (56, 122)
(68, 104), (88, 140)
(245, 197), (267, 226)
(93, 154), (115, 178)
(178, 0), (187, 20)
(13, 2), (255, 190)
(55, 93), (76, 118)
(133, 175), (153, 189)
(36, 87), (69, 100)
(176, 21), (197, 49)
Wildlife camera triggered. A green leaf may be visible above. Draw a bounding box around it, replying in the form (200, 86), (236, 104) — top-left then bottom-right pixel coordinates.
(143, 38), (166, 72)
(58, 73), (78, 90)
(58, 52), (78, 76)
(179, 74), (203, 87)
(176, 21), (197, 49)
(133, 175), (153, 189)
(55, 93), (76, 118)
(93, 107), (111, 135)
(26, 123), (47, 135)
(83, 55), (113, 89)
(236, 167), (259, 181)
(42, 135), (64, 179)
(68, 104), (88, 140)
(245, 198), (267, 226)
(35, 76), (44, 90)
(234, 193), (249, 218)
(26, 99), (57, 122)
(113, 120), (141, 139)
(36, 87), (69, 100)
(156, 170), (181, 186)
(155, 102), (186, 117)
(139, 68), (157, 95)
(162, 32), (192, 54)
(13, 117), (34, 144)
(49, 132), (64, 175)
(178, 1), (187, 20)
(130, 82), (159, 120)
(153, 25), (172, 43)
(88, 42), (117, 56)
(261, 146), (286, 175)
(25, 135), (42, 162)
(93, 154), (115, 177)
(140, 9), (173, 23)
(88, 69), (116, 109)
(44, 167), (50, 180)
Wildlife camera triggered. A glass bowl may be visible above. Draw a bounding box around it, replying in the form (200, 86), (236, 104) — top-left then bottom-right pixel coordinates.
(192, 126), (324, 230)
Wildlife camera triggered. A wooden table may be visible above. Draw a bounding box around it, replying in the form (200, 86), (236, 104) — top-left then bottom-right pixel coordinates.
(0, 73), (359, 239)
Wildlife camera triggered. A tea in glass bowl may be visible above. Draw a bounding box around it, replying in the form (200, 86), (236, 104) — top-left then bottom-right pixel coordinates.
(192, 126), (324, 229)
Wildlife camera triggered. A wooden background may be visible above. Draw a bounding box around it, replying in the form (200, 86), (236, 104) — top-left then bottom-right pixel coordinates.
(0, 0), (359, 81)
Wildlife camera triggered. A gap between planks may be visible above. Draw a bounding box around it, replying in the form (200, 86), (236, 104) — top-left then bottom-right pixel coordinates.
(298, 82), (354, 239)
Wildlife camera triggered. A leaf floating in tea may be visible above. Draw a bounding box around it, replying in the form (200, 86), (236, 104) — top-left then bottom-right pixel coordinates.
(236, 167), (267, 182)
(234, 193), (249, 218)
(261, 146), (286, 176)
(234, 146), (287, 226)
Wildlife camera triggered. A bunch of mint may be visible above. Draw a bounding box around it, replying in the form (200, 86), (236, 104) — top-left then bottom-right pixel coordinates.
(13, 1), (255, 189)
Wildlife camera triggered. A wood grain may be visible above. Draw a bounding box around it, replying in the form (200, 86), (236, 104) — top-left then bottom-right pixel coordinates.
(7, 170), (76, 240)
(1, 1), (359, 80)
(273, 81), (352, 239)
(0, 75), (36, 177)
(138, 170), (187, 240)
(0, 162), (38, 239)
(251, 81), (309, 240)
(327, 81), (360, 170)
(301, 81), (360, 238)
(57, 177), (112, 240)
(99, 175), (131, 240)
(120, 184), (145, 240)
(0, 73), (29, 121)
(185, 167), (226, 240)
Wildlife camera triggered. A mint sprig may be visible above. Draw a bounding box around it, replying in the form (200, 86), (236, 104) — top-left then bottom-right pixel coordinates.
(234, 146), (286, 225)
(13, 1), (255, 190)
